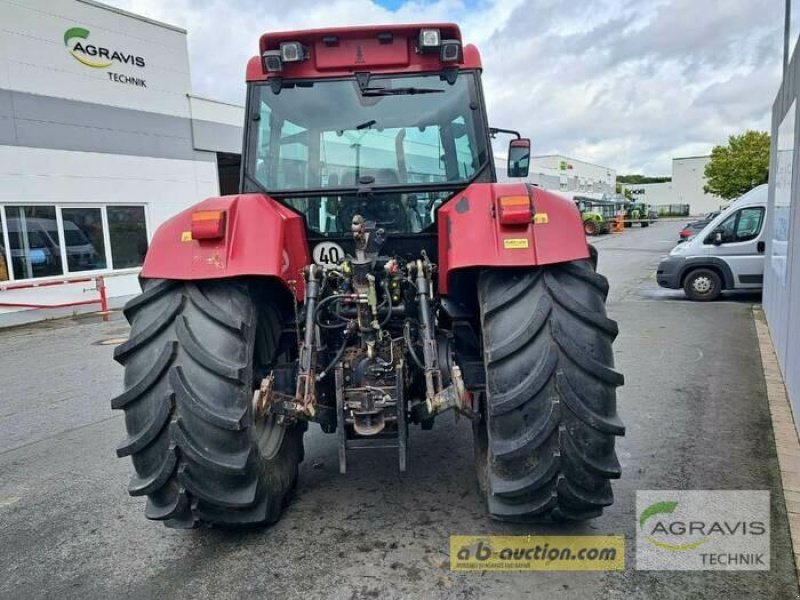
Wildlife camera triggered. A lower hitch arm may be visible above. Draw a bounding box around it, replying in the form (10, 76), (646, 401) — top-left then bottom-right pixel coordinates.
(411, 257), (479, 423)
(258, 264), (323, 424)
(296, 264), (323, 417)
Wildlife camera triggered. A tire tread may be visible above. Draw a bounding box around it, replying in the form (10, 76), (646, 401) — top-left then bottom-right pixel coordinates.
(112, 278), (302, 528)
(478, 260), (624, 522)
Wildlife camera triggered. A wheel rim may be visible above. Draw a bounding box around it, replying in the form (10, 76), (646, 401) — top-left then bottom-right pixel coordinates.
(255, 412), (287, 460)
(253, 317), (289, 461)
(692, 276), (712, 294)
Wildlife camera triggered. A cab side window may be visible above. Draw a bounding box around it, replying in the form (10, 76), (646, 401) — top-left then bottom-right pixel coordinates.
(734, 207), (764, 242)
(706, 207), (765, 244)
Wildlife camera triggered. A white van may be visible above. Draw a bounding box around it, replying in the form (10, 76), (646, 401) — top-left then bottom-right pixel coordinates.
(6, 217), (100, 278)
(656, 184), (768, 301)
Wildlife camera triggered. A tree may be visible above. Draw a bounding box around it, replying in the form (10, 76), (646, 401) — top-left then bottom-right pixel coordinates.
(703, 130), (770, 199)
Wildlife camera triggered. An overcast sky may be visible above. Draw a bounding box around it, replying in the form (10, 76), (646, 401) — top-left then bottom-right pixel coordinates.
(108, 0), (784, 175)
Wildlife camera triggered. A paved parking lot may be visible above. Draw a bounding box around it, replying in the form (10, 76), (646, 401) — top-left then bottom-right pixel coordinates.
(0, 222), (797, 599)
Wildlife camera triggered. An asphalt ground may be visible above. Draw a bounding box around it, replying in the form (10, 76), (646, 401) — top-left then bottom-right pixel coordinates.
(0, 221), (797, 599)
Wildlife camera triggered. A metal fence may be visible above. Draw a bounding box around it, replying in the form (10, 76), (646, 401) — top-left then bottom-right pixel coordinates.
(654, 204), (690, 217)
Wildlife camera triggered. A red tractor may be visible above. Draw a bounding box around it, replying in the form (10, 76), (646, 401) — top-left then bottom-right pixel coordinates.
(112, 23), (624, 528)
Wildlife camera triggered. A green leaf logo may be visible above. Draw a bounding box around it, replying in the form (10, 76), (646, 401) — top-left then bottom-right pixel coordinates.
(64, 27), (89, 46)
(639, 500), (709, 552)
(639, 501), (678, 528)
(64, 27), (113, 68)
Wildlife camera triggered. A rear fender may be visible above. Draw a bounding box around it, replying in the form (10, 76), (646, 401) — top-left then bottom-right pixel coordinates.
(141, 194), (310, 299)
(437, 183), (589, 293)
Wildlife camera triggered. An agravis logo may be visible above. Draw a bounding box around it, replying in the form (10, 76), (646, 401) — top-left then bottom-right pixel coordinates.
(64, 27), (145, 69)
(636, 491), (770, 571)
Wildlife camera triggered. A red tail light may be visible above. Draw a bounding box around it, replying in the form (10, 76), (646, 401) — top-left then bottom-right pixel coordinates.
(498, 195), (532, 225)
(191, 210), (226, 240)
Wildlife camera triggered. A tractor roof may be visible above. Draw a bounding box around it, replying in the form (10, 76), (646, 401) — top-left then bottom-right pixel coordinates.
(246, 23), (482, 82)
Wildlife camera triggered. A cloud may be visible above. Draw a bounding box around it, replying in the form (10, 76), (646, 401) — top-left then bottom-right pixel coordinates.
(106, 0), (783, 173)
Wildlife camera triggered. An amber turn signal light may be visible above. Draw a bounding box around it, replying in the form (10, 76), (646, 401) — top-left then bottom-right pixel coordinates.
(191, 210), (226, 240)
(498, 196), (532, 226)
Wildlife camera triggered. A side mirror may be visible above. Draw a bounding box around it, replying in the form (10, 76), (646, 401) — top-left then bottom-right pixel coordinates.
(713, 231), (723, 245)
(507, 138), (531, 178)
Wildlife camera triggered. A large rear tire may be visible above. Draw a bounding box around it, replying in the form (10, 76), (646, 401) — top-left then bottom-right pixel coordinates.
(475, 261), (624, 521)
(112, 279), (303, 528)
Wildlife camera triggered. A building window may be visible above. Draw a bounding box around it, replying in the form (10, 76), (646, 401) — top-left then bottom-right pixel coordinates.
(108, 206), (148, 269)
(61, 207), (107, 272)
(5, 205), (64, 280)
(0, 204), (147, 281)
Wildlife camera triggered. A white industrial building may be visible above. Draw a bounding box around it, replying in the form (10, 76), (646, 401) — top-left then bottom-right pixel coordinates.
(622, 155), (727, 216)
(764, 0), (800, 431)
(496, 153), (616, 198)
(0, 0), (244, 326)
(625, 182), (672, 206)
(672, 156), (726, 215)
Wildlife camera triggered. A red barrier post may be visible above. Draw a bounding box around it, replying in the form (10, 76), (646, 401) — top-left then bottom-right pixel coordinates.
(97, 276), (109, 321)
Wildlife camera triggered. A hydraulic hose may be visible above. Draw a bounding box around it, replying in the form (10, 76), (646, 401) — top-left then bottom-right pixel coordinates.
(317, 328), (353, 381)
(404, 321), (425, 370)
(314, 294), (349, 329)
(315, 285), (393, 329)
(379, 280), (393, 327)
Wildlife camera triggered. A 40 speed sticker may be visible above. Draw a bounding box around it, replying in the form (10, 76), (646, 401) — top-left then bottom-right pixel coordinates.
(312, 241), (345, 267)
(450, 535), (625, 571)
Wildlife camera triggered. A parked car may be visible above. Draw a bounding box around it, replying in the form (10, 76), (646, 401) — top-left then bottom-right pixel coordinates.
(657, 185), (767, 301)
(677, 211), (721, 242)
(678, 220), (709, 242)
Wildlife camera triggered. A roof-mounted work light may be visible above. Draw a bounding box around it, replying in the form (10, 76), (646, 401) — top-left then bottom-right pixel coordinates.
(262, 50), (282, 72)
(440, 40), (462, 62)
(418, 28), (441, 53)
(280, 41), (306, 63)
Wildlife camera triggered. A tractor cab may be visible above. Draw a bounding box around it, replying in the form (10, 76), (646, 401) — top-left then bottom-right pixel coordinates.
(241, 25), (522, 241)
